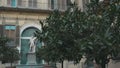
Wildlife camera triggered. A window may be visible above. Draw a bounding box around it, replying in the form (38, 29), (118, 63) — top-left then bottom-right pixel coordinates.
(17, 0), (22, 7)
(4, 25), (16, 46)
(58, 0), (67, 10)
(50, 0), (54, 9)
(33, 0), (37, 7)
(3, 25), (19, 46)
(28, 0), (37, 8)
(66, 0), (71, 7)
(49, 0), (67, 10)
(49, 0), (59, 9)
(28, 0), (32, 7)
(7, 0), (17, 7)
(7, 0), (11, 6)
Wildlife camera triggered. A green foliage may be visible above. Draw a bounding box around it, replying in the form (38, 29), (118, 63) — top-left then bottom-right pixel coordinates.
(80, 0), (120, 68)
(0, 37), (20, 64)
(35, 6), (87, 64)
(0, 37), (8, 60)
(3, 47), (20, 63)
(36, 0), (120, 68)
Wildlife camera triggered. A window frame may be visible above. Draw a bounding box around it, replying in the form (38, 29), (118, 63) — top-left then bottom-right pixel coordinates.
(4, 25), (17, 46)
(17, 0), (22, 7)
(7, 0), (17, 7)
(50, 0), (67, 10)
(28, 0), (37, 8)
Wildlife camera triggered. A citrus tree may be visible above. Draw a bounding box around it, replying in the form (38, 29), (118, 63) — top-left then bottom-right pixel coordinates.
(36, 0), (120, 68)
(0, 37), (20, 68)
(80, 0), (120, 68)
(35, 6), (86, 68)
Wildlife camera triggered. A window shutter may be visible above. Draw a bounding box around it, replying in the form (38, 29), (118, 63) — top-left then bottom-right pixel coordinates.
(33, 0), (37, 8)
(0, 25), (3, 36)
(54, 0), (58, 9)
(66, 0), (71, 7)
(62, 0), (66, 10)
(7, 0), (11, 6)
(58, 0), (66, 10)
(48, 0), (51, 9)
(51, 0), (54, 9)
(58, 0), (61, 9)
(11, 0), (17, 7)
(18, 0), (22, 7)
(28, 0), (32, 7)
(16, 26), (20, 45)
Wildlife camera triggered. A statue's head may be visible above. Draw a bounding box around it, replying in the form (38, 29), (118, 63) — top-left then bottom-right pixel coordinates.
(31, 36), (34, 38)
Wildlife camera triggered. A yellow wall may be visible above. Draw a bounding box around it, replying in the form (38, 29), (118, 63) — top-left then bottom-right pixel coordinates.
(0, 11), (49, 26)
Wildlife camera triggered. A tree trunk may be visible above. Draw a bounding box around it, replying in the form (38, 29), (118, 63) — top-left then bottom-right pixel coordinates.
(61, 61), (64, 68)
(93, 63), (101, 68)
(93, 60), (101, 68)
(47, 61), (49, 65)
(93, 62), (106, 68)
(53, 62), (57, 68)
(100, 59), (106, 68)
(10, 62), (12, 68)
(101, 63), (106, 68)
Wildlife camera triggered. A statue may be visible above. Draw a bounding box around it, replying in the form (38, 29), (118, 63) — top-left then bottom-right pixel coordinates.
(29, 36), (37, 53)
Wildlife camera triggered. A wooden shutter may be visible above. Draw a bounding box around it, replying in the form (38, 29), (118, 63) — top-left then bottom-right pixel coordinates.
(62, 0), (66, 10)
(7, 0), (11, 6)
(66, 0), (71, 7)
(11, 0), (17, 7)
(17, 0), (22, 7)
(28, 0), (32, 7)
(16, 26), (20, 45)
(33, 0), (37, 8)
(51, 0), (54, 9)
(58, 0), (61, 9)
(0, 25), (3, 37)
(48, 0), (51, 9)
(58, 0), (66, 10)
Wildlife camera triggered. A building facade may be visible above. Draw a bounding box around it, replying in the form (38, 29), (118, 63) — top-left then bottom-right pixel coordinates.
(1, 0), (118, 68)
(0, 0), (87, 46)
(0, 0), (90, 68)
(0, 0), (69, 47)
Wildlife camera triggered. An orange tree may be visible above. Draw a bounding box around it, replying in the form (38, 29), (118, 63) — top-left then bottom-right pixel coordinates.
(35, 6), (86, 68)
(36, 0), (120, 68)
(0, 37), (20, 68)
(80, 0), (120, 68)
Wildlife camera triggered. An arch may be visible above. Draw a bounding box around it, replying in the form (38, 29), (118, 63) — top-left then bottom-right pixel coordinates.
(20, 23), (42, 36)
(18, 23), (42, 52)
(19, 23), (42, 64)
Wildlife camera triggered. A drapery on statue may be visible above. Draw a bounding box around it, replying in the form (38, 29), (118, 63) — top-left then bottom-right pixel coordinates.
(29, 36), (37, 53)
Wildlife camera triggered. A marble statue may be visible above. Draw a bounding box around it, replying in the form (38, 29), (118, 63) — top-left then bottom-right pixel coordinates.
(29, 36), (37, 53)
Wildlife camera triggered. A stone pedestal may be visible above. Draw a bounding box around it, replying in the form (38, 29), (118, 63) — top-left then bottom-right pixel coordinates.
(27, 52), (36, 64)
(0, 61), (5, 68)
(16, 52), (43, 68)
(16, 64), (44, 68)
